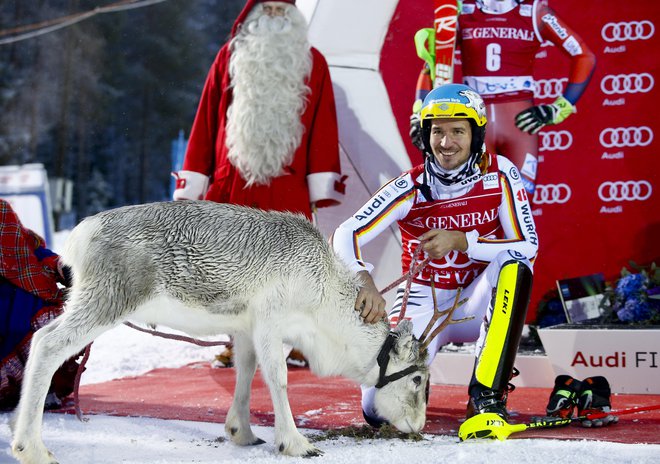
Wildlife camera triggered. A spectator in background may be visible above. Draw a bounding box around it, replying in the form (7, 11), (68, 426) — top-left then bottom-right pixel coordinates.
(411, 0), (595, 196)
(173, 0), (345, 367)
(0, 199), (79, 410)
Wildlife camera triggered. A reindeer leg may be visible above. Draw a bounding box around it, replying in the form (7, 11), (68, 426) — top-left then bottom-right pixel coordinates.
(252, 322), (322, 457)
(225, 334), (264, 446)
(11, 310), (112, 464)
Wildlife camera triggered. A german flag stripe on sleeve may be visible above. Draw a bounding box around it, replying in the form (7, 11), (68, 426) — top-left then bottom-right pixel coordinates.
(352, 189), (415, 260)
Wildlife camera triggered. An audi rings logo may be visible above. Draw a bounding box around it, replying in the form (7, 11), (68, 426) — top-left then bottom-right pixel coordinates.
(406, 241), (472, 269)
(540, 131), (573, 151)
(601, 73), (654, 95)
(599, 126), (653, 148)
(598, 181), (652, 202)
(428, 251), (473, 269)
(533, 184), (571, 205)
(602, 21), (655, 42)
(534, 78), (567, 99)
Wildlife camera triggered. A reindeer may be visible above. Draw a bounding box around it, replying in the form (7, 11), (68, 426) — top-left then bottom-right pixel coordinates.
(11, 201), (433, 463)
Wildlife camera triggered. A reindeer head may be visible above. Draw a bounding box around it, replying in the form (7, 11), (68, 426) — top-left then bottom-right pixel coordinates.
(371, 319), (429, 433)
(371, 284), (472, 433)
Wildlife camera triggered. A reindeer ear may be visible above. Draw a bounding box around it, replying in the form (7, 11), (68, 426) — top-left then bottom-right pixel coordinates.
(391, 319), (418, 361)
(393, 319), (414, 336)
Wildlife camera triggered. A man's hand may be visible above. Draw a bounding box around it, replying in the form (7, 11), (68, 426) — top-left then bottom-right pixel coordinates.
(514, 96), (575, 134)
(355, 271), (387, 323)
(418, 229), (467, 260)
(409, 113), (424, 150)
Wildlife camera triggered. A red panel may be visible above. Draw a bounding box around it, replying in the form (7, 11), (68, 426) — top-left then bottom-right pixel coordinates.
(380, 1), (660, 321)
(380, 0), (433, 167)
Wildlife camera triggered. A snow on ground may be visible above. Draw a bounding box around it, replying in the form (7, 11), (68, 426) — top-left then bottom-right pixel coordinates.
(2, 324), (659, 463)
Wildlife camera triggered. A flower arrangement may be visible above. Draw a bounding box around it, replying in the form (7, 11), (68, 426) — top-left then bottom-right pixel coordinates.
(533, 262), (660, 329)
(601, 262), (660, 325)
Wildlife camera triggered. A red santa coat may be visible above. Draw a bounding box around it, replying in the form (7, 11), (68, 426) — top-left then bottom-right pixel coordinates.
(181, 41), (344, 220)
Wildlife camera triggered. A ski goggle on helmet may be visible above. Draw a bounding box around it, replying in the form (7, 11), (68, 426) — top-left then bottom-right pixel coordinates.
(419, 83), (488, 156)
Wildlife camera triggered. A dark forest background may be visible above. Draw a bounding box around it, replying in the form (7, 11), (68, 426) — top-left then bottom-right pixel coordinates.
(0, 0), (244, 226)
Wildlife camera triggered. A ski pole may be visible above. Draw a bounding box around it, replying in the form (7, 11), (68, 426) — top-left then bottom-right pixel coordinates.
(573, 403), (660, 423)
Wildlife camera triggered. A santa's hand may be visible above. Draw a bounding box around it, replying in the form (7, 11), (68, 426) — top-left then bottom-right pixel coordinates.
(515, 96), (575, 134)
(172, 170), (210, 201)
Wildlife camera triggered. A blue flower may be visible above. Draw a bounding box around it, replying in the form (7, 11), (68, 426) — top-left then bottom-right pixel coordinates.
(615, 273), (647, 301)
(616, 298), (651, 322)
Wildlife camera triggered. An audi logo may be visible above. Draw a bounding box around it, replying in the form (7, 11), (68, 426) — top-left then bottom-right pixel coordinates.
(600, 126), (653, 148)
(601, 73), (654, 95)
(427, 251), (473, 269)
(598, 181), (652, 202)
(533, 183), (571, 205)
(406, 241), (472, 268)
(602, 20), (655, 42)
(539, 131), (573, 151)
(534, 78), (567, 99)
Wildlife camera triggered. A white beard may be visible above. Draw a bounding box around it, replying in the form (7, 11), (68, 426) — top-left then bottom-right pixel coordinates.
(226, 6), (313, 186)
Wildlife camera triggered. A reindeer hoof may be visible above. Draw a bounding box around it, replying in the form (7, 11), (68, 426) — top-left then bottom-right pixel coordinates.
(304, 448), (324, 458)
(249, 438), (266, 446)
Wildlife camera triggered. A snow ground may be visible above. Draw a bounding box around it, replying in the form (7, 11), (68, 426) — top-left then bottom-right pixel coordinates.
(1, 324), (659, 463)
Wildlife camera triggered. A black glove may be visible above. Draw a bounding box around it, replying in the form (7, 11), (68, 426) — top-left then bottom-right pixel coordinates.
(514, 96), (575, 134)
(577, 376), (619, 427)
(409, 113), (424, 150)
(546, 375), (581, 419)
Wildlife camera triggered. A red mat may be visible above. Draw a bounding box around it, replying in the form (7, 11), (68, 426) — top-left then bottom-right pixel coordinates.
(60, 363), (660, 444)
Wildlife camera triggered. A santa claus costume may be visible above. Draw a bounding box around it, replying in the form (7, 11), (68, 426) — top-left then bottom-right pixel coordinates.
(173, 0), (344, 219)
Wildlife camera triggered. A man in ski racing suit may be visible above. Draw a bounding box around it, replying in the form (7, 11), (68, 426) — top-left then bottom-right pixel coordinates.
(333, 84), (539, 426)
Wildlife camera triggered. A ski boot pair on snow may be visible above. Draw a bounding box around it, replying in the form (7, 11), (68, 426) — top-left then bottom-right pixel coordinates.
(545, 375), (618, 427)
